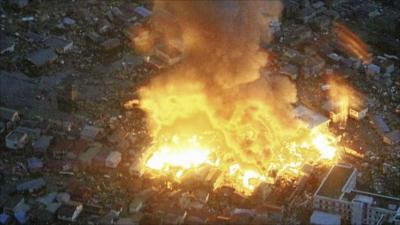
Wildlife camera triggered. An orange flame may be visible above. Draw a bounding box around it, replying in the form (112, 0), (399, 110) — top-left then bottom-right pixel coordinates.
(333, 22), (371, 64)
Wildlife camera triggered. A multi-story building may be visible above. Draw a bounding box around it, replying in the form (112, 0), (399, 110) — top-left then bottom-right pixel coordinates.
(313, 164), (400, 225)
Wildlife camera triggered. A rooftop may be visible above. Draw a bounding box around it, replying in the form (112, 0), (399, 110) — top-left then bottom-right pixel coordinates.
(294, 105), (330, 129)
(0, 106), (18, 121)
(134, 6), (151, 17)
(344, 190), (400, 211)
(316, 164), (355, 199)
(156, 44), (183, 59)
(26, 48), (57, 66)
(310, 211), (341, 225)
(371, 114), (390, 134)
(6, 130), (27, 142)
(17, 178), (46, 192)
(58, 204), (78, 217)
(384, 130), (400, 144)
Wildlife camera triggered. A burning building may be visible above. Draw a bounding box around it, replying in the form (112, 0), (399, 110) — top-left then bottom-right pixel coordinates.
(130, 0), (339, 195)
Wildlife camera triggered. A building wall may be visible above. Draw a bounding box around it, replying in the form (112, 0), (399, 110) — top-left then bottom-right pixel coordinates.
(315, 195), (399, 225)
(313, 196), (351, 220)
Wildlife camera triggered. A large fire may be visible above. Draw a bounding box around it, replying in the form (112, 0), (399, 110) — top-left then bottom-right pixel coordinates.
(132, 1), (340, 195)
(140, 128), (337, 195)
(136, 80), (339, 194)
(327, 76), (362, 129)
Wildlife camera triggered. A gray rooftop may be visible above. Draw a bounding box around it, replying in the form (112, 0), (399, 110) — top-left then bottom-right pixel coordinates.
(371, 114), (390, 134)
(26, 48), (57, 66)
(310, 211), (340, 225)
(6, 130), (27, 142)
(294, 105), (330, 129)
(316, 165), (354, 199)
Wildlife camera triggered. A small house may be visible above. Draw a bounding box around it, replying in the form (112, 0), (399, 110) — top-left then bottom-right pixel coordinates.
(348, 100), (368, 120)
(80, 125), (104, 141)
(52, 139), (74, 159)
(366, 64), (380, 78)
(153, 44), (183, 66)
(134, 6), (152, 18)
(15, 126), (41, 142)
(0, 107), (20, 129)
(16, 178), (46, 193)
(33, 135), (53, 153)
(78, 143), (102, 166)
(44, 36), (73, 53)
(5, 130), (29, 150)
(0, 213), (11, 225)
(27, 157), (43, 172)
(57, 202), (83, 222)
(3, 195), (25, 215)
(129, 197), (144, 213)
(26, 48), (57, 67)
(383, 130), (400, 145)
(371, 114), (390, 136)
(105, 151), (122, 168)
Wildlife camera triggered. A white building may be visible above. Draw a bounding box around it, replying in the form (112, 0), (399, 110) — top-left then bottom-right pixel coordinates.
(348, 95), (368, 120)
(105, 151), (122, 168)
(294, 105), (330, 130)
(313, 164), (400, 225)
(5, 130), (29, 150)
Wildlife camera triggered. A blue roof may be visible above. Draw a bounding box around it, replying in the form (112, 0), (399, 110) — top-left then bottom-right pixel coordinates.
(134, 6), (151, 17)
(0, 213), (10, 224)
(310, 211), (340, 225)
(37, 192), (57, 206)
(27, 157), (43, 170)
(17, 178), (46, 192)
(15, 210), (28, 224)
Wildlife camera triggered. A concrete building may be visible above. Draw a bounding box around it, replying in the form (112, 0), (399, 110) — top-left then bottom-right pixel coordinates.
(313, 164), (400, 225)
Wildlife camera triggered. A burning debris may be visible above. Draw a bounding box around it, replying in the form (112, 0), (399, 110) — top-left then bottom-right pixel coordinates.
(133, 1), (338, 195)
